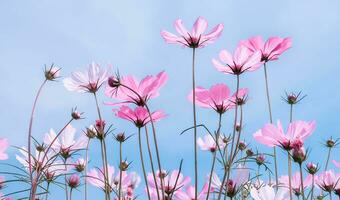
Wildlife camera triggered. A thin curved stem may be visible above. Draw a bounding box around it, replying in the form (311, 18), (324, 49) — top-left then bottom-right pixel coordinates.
(45, 182), (50, 200)
(93, 92), (110, 200)
(191, 47), (198, 200)
(70, 188), (73, 200)
(64, 159), (69, 200)
(138, 128), (151, 200)
(84, 139), (90, 200)
(324, 147), (332, 171)
(206, 113), (222, 200)
(118, 142), (123, 200)
(28, 79), (47, 199)
(145, 126), (160, 200)
(310, 175), (314, 200)
(288, 152), (293, 200)
(299, 164), (306, 200)
(217, 75), (240, 200)
(263, 63), (279, 188)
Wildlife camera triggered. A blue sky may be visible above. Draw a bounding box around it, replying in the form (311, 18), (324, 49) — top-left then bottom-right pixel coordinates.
(1, 0), (340, 199)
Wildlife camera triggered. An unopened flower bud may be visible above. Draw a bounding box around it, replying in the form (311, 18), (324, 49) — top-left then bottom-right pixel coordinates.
(292, 148), (306, 164)
(45, 66), (60, 81)
(95, 119), (106, 139)
(119, 161), (129, 171)
(67, 174), (80, 189)
(326, 139), (335, 148)
(85, 126), (97, 139)
(238, 141), (246, 151)
(226, 179), (237, 197)
(306, 162), (318, 175)
(256, 154), (266, 166)
(235, 124), (242, 132)
(71, 109), (81, 120)
(108, 76), (121, 88)
(115, 133), (126, 143)
(36, 144), (45, 152)
(74, 159), (86, 173)
(246, 149), (254, 157)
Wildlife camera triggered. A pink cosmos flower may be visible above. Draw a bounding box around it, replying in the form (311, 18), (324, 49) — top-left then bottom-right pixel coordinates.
(197, 134), (226, 152)
(16, 147), (69, 176)
(0, 138), (9, 160)
(105, 71), (168, 106)
(211, 165), (249, 197)
(333, 160), (340, 168)
(63, 62), (111, 93)
(188, 83), (235, 114)
(87, 164), (116, 191)
(88, 165), (140, 194)
(253, 120), (316, 150)
(147, 170), (191, 196)
(279, 172), (312, 195)
(250, 185), (289, 200)
(44, 124), (88, 158)
(240, 36), (292, 62)
(212, 44), (262, 75)
(175, 184), (209, 200)
(116, 106), (165, 128)
(161, 16), (223, 48)
(316, 170), (340, 192)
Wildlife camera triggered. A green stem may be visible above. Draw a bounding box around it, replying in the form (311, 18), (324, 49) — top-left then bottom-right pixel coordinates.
(94, 92), (110, 200)
(144, 126), (160, 200)
(263, 62), (279, 189)
(45, 182), (50, 200)
(118, 142), (123, 200)
(299, 164), (306, 200)
(28, 79), (47, 199)
(288, 152), (293, 200)
(84, 139), (90, 200)
(310, 175), (314, 200)
(191, 47), (198, 200)
(324, 147), (332, 170)
(217, 75), (240, 200)
(205, 113), (222, 200)
(64, 159), (69, 200)
(138, 128), (151, 200)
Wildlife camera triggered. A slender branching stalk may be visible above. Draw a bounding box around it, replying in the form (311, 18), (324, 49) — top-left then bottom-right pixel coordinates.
(206, 113), (222, 200)
(310, 175), (314, 200)
(288, 152), (293, 200)
(118, 141), (123, 200)
(299, 164), (306, 200)
(93, 92), (110, 200)
(217, 74), (240, 200)
(64, 159), (69, 200)
(145, 126), (160, 200)
(263, 62), (279, 188)
(84, 139), (90, 200)
(191, 47), (198, 200)
(28, 79), (47, 199)
(324, 147), (332, 171)
(138, 128), (151, 200)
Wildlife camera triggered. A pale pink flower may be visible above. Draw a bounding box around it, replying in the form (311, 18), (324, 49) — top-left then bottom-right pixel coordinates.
(0, 138), (9, 160)
(279, 172), (312, 194)
(44, 124), (88, 158)
(116, 106), (165, 128)
(105, 71), (168, 106)
(333, 160), (340, 168)
(147, 170), (190, 195)
(212, 44), (262, 75)
(161, 16), (223, 48)
(63, 62), (111, 93)
(16, 147), (68, 175)
(175, 184), (209, 200)
(197, 134), (225, 152)
(211, 165), (249, 197)
(74, 158), (87, 172)
(241, 36), (292, 62)
(87, 164), (115, 190)
(188, 83), (235, 114)
(250, 185), (289, 200)
(316, 170), (340, 192)
(253, 120), (316, 150)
